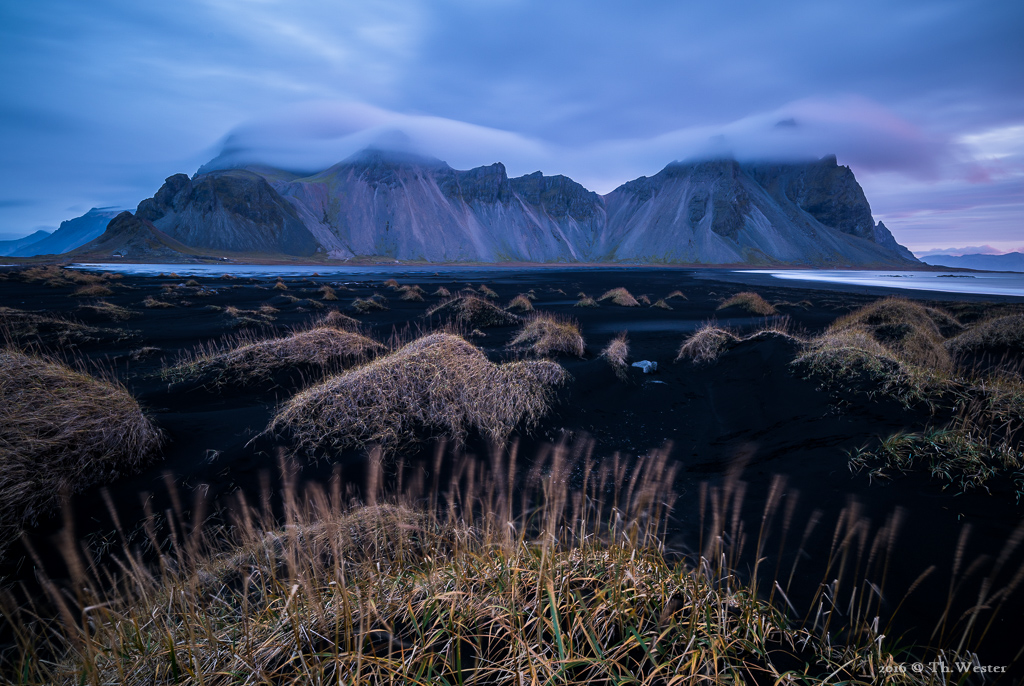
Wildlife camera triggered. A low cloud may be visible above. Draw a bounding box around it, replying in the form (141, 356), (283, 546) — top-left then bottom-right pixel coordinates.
(205, 96), (952, 193)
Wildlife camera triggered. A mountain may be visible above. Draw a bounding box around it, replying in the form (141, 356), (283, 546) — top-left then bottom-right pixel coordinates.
(0, 230), (50, 257)
(917, 245), (1004, 257)
(12, 208), (121, 257)
(922, 252), (1024, 272)
(74, 150), (917, 266)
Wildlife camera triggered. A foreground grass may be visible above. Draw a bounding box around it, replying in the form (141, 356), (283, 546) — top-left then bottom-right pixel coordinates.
(5, 441), (1000, 685)
(0, 349), (161, 555)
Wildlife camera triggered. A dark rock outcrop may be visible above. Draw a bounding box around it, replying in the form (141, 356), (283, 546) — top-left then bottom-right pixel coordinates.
(135, 170), (320, 256)
(73, 212), (202, 260)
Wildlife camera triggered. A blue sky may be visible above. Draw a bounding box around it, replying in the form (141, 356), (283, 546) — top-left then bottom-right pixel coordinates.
(1, 0), (1021, 253)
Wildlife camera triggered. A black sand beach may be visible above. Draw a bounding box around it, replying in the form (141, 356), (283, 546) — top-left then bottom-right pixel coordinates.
(2, 265), (1023, 679)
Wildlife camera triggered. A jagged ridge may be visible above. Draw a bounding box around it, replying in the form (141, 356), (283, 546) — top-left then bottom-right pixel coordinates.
(73, 150), (917, 266)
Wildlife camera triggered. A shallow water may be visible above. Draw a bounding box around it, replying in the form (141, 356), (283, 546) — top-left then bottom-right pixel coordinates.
(743, 269), (1024, 297)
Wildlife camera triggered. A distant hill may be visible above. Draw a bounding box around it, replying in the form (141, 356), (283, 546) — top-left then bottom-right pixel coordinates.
(13, 208), (120, 256)
(922, 252), (1024, 272)
(0, 230), (51, 257)
(74, 150), (917, 266)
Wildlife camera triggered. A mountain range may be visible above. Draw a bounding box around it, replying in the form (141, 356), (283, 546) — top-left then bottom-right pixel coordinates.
(36, 150), (919, 266)
(921, 252), (1024, 272)
(1, 208), (122, 257)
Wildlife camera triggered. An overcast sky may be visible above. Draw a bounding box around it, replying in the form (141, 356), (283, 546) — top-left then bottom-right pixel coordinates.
(1, 0), (1021, 253)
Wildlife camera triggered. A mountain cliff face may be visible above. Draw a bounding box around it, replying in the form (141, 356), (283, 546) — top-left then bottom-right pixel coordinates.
(75, 151), (916, 266)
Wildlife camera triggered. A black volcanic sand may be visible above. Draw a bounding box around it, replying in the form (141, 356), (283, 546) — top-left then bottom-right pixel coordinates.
(2, 266), (1024, 675)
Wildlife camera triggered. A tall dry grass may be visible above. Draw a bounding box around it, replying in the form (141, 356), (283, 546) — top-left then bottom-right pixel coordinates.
(0, 349), (162, 555)
(268, 332), (567, 452)
(3, 440), (1015, 684)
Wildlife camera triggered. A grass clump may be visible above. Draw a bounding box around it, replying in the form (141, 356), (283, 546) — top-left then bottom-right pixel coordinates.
(477, 284), (499, 299)
(506, 294), (534, 313)
(510, 312), (586, 357)
(72, 284), (114, 297)
(352, 293), (389, 314)
(946, 314), (1024, 360)
(224, 305), (275, 327)
(269, 332), (567, 451)
(0, 307), (128, 348)
(272, 279), (288, 291)
(601, 332), (630, 379)
(850, 426), (1022, 498)
(432, 286), (451, 297)
(829, 297), (957, 371)
(398, 286), (425, 302)
(665, 289), (688, 301)
(320, 309), (361, 330)
(651, 298), (672, 310)
(0, 349), (161, 553)
(792, 298), (962, 406)
(319, 284), (339, 301)
(426, 295), (520, 328)
(598, 287), (640, 307)
(77, 300), (134, 321)
(142, 296), (174, 309)
(676, 323), (740, 364)
(574, 294), (598, 308)
(717, 291), (777, 316)
(165, 327), (384, 387)
(383, 278), (400, 289)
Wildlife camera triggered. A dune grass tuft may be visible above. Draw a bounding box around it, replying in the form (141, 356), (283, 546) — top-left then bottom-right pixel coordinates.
(383, 278), (400, 289)
(142, 295), (174, 309)
(77, 300), (134, 321)
(676, 323), (740, 364)
(598, 287), (640, 307)
(574, 295), (598, 308)
(946, 314), (1024, 360)
(0, 307), (127, 348)
(665, 289), (688, 301)
(651, 298), (672, 310)
(319, 284), (339, 301)
(352, 293), (389, 314)
(477, 284), (499, 299)
(426, 294), (520, 328)
(506, 294), (534, 313)
(717, 291), (777, 316)
(165, 326), (384, 387)
(829, 297), (957, 371)
(272, 279), (288, 291)
(432, 286), (451, 298)
(398, 286), (425, 302)
(0, 349), (161, 553)
(72, 284), (114, 297)
(320, 309), (361, 330)
(601, 332), (630, 379)
(268, 332), (567, 451)
(510, 312), (586, 357)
